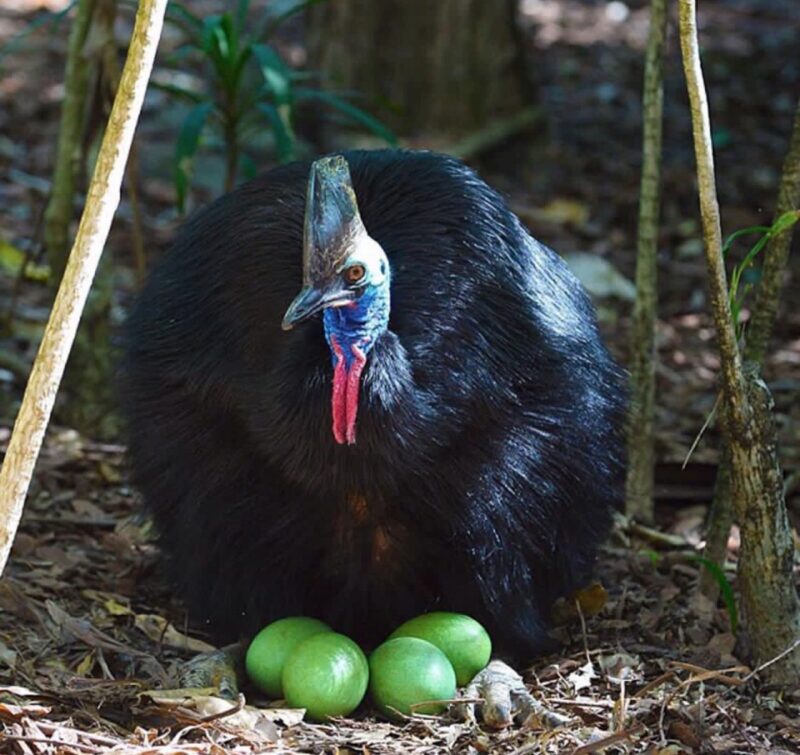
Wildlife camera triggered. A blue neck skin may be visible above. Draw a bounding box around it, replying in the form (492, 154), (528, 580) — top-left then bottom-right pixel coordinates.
(323, 283), (390, 368)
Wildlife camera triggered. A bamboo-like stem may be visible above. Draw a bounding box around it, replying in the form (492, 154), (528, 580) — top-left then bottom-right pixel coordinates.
(58, 0), (119, 438)
(744, 98), (800, 367)
(677, 0), (747, 423)
(0, 0), (167, 577)
(625, 0), (668, 523)
(43, 0), (96, 281)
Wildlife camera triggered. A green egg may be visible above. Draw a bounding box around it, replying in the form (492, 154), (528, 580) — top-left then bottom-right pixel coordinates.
(369, 637), (457, 719)
(245, 616), (332, 698)
(282, 632), (369, 721)
(389, 611), (491, 686)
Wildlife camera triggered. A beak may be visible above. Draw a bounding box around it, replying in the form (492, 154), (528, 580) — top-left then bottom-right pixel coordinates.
(281, 285), (354, 330)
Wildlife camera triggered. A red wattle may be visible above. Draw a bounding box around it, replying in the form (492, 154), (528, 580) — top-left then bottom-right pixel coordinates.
(329, 336), (368, 446)
(345, 343), (367, 445)
(330, 336), (347, 444)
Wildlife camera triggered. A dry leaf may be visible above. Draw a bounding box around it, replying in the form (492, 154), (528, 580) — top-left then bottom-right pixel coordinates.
(599, 652), (643, 683)
(134, 614), (216, 654)
(568, 661), (597, 692)
(575, 582), (609, 617)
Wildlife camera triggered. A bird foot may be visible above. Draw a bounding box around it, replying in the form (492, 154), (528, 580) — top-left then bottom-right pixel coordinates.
(175, 643), (244, 700)
(452, 660), (571, 730)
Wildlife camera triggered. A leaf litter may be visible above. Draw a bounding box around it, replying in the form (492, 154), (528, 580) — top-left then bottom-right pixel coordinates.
(0, 431), (797, 753)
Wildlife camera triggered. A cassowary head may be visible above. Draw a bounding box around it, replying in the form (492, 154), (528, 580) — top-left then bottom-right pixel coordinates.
(282, 155), (391, 446)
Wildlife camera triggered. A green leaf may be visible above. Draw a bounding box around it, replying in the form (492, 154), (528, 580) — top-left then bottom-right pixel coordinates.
(252, 44), (292, 107)
(294, 88), (396, 145)
(0, 239), (49, 282)
(164, 43), (202, 64)
(711, 129), (731, 149)
(724, 210), (799, 331)
(258, 103), (296, 163)
(201, 14), (240, 91)
(693, 557), (738, 632)
(175, 102), (214, 212)
(641, 549), (661, 566)
(150, 79), (205, 104)
(165, 1), (204, 39)
(240, 153), (258, 180)
(722, 225), (770, 256)
(258, 0), (328, 39)
(770, 208), (800, 236)
(235, 0), (251, 31)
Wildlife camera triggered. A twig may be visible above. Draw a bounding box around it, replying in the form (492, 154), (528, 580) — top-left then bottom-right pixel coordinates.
(29, 722), (121, 747)
(682, 392), (720, 469)
(626, 520), (692, 549)
(741, 638), (800, 683)
(0, 733), (101, 753)
(571, 724), (645, 755)
(196, 693), (246, 724)
(632, 671), (676, 699)
(669, 661), (746, 687)
(575, 596), (591, 667)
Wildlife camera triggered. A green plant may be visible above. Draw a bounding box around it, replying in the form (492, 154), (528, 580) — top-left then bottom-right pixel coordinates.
(723, 209), (800, 339)
(160, 0), (396, 210)
(682, 209), (799, 468)
(693, 556), (738, 632)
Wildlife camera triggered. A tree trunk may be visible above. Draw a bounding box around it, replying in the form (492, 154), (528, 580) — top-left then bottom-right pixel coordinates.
(306, 0), (534, 138)
(678, 0), (800, 685)
(625, 0), (668, 524)
(731, 366), (800, 680)
(698, 96), (800, 600)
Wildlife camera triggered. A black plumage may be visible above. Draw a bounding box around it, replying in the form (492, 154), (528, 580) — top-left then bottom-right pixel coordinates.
(122, 149), (625, 657)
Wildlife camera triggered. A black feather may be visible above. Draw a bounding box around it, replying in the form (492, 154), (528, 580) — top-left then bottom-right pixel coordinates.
(121, 149), (626, 656)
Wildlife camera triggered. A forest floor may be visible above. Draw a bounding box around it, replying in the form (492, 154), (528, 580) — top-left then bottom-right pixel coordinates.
(0, 0), (799, 753)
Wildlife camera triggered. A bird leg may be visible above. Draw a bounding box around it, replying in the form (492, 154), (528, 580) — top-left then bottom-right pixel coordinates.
(175, 642), (245, 699)
(452, 660), (571, 730)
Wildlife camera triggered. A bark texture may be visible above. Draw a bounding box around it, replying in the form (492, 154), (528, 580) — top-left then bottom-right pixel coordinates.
(58, 0), (118, 439)
(731, 366), (800, 677)
(306, 0), (533, 137)
(679, 0), (800, 683)
(0, 0), (167, 577)
(697, 442), (732, 598)
(43, 0), (96, 280)
(699, 97), (800, 600)
(744, 98), (800, 366)
(625, 0), (668, 523)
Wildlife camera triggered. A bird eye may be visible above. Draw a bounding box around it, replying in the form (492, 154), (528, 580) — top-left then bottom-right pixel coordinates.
(344, 264), (366, 284)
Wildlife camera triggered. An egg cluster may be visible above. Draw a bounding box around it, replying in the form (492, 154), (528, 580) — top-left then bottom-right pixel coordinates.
(245, 612), (492, 721)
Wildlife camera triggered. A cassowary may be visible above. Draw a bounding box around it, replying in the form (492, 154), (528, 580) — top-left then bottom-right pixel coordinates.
(123, 150), (625, 691)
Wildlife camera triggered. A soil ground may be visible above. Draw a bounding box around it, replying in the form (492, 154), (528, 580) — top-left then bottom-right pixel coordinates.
(0, 0), (798, 752)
